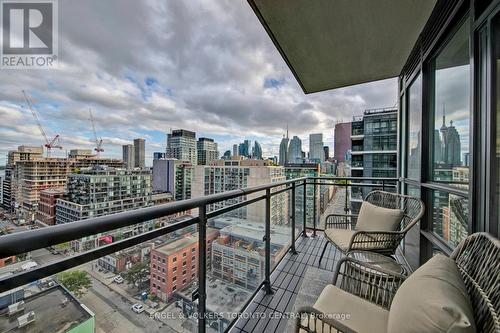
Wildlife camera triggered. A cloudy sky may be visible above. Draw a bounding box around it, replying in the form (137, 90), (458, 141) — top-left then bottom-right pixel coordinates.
(0, 0), (398, 166)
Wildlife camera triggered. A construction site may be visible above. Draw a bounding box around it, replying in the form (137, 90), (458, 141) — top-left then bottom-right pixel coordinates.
(1, 91), (124, 225)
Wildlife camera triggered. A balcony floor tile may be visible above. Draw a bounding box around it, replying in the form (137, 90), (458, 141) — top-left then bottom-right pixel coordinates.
(229, 233), (343, 333)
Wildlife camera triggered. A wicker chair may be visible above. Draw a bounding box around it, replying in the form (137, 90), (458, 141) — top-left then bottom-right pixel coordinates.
(296, 232), (500, 333)
(319, 191), (424, 264)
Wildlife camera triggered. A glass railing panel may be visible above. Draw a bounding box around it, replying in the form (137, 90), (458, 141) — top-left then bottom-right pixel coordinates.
(205, 199), (266, 331)
(0, 230), (201, 333)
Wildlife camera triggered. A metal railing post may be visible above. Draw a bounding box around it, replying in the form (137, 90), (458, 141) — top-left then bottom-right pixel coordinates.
(197, 205), (207, 333)
(344, 182), (349, 214)
(382, 179), (385, 192)
(302, 179), (307, 237)
(312, 180), (317, 237)
(290, 182), (297, 254)
(263, 188), (273, 294)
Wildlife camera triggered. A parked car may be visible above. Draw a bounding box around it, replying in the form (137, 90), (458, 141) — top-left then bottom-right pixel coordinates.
(114, 275), (124, 284)
(131, 303), (144, 314)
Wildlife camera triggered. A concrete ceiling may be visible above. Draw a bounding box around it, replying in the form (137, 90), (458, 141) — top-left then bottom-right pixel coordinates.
(249, 0), (437, 94)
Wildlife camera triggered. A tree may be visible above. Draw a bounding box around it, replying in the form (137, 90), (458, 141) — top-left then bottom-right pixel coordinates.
(57, 270), (92, 298)
(122, 262), (149, 288)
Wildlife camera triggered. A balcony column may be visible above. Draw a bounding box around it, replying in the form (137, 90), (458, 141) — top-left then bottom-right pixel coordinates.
(197, 204), (207, 333)
(263, 188), (274, 295)
(290, 182), (298, 254)
(302, 179), (307, 237)
(312, 180), (317, 237)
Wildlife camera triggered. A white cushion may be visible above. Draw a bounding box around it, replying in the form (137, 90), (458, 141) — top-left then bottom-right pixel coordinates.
(324, 229), (356, 252)
(300, 284), (389, 333)
(355, 201), (404, 232)
(387, 254), (476, 333)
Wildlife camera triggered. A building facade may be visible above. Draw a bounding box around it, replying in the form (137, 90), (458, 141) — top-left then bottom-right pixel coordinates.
(284, 163), (320, 228)
(287, 136), (302, 164)
(55, 167), (153, 251)
(150, 229), (219, 301)
(133, 138), (145, 168)
(308, 133), (324, 163)
(35, 188), (65, 226)
(252, 141), (263, 159)
(167, 129), (197, 165)
(122, 144), (134, 169)
(279, 135), (289, 165)
(334, 122), (351, 162)
(211, 219), (289, 290)
(2, 146), (43, 211)
(193, 159), (288, 225)
(197, 137), (219, 165)
(350, 108), (398, 211)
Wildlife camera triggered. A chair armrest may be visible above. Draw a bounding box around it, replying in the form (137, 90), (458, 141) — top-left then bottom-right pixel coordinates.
(325, 214), (358, 229)
(333, 257), (406, 309)
(348, 230), (405, 255)
(295, 305), (357, 333)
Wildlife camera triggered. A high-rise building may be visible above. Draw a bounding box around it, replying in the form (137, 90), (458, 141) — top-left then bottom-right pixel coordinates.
(309, 133), (324, 163)
(222, 150), (231, 159)
(2, 145), (43, 211)
(323, 146), (330, 160)
(252, 141), (263, 159)
(279, 135), (289, 165)
(152, 158), (193, 200)
(334, 122), (352, 162)
(287, 136), (302, 164)
(192, 159), (288, 225)
(238, 140), (251, 158)
(284, 163), (320, 227)
(122, 144), (134, 169)
(133, 138), (146, 168)
(166, 129), (197, 165)
(232, 144), (238, 157)
(350, 108), (398, 212)
(56, 166), (153, 251)
(439, 117), (461, 167)
(197, 137), (219, 165)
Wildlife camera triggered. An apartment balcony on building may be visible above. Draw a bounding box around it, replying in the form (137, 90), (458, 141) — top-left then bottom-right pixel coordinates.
(1, 1), (500, 333)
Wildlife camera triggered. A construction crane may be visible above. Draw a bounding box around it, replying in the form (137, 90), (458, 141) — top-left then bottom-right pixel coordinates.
(88, 107), (104, 156)
(22, 90), (62, 157)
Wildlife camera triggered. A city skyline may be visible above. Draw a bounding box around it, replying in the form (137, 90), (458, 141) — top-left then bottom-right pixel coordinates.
(0, 0), (399, 166)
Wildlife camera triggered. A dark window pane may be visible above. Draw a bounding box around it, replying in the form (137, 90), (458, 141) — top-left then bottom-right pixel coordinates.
(493, 14), (500, 233)
(431, 19), (470, 189)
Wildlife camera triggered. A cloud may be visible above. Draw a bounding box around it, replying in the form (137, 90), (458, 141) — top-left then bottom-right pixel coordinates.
(0, 0), (397, 166)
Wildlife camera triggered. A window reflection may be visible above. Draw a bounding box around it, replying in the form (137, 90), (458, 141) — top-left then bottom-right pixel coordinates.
(432, 19), (470, 188)
(407, 74), (422, 180)
(431, 190), (469, 247)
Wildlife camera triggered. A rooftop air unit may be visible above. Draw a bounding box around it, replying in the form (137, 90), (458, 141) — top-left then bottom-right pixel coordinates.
(17, 311), (35, 328)
(8, 301), (25, 315)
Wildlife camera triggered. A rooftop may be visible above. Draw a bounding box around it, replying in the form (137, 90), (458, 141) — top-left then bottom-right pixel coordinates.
(0, 285), (93, 333)
(153, 228), (218, 255)
(179, 278), (253, 320)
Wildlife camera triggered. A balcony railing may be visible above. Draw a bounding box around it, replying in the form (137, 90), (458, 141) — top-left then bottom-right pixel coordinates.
(0, 176), (397, 333)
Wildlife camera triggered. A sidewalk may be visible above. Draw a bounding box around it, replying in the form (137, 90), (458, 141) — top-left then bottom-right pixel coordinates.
(86, 264), (139, 305)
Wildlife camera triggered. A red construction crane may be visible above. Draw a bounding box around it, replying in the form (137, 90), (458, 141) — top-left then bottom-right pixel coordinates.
(89, 107), (104, 156)
(22, 90), (62, 157)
